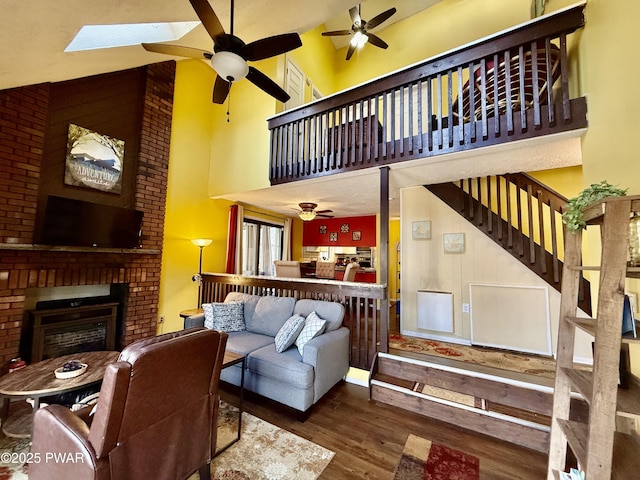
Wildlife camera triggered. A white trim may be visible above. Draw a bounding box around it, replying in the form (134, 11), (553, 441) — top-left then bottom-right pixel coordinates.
(378, 352), (553, 393)
(370, 378), (551, 432)
(399, 329), (471, 346)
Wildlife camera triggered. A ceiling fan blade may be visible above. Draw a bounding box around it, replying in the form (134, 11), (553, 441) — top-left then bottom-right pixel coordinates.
(321, 30), (353, 37)
(366, 33), (389, 50)
(317, 213), (334, 218)
(349, 6), (362, 27)
(315, 209), (333, 214)
(242, 33), (302, 61)
(345, 42), (357, 61)
(142, 43), (213, 60)
(189, 0), (226, 42)
(246, 66), (290, 103)
(365, 7), (397, 30)
(212, 75), (230, 104)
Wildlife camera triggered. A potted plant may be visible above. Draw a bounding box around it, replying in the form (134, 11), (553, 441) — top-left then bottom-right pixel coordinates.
(562, 181), (628, 232)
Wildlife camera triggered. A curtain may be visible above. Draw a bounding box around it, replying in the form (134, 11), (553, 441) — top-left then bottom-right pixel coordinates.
(282, 217), (292, 261)
(225, 204), (244, 274)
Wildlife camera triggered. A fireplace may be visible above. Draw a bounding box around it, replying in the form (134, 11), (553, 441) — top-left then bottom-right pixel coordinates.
(19, 286), (128, 364)
(28, 302), (118, 363)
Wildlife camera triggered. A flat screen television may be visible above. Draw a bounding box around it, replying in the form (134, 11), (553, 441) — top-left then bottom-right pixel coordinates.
(38, 195), (143, 249)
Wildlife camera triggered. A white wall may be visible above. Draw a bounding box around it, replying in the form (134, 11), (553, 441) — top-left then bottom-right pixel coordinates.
(400, 186), (593, 363)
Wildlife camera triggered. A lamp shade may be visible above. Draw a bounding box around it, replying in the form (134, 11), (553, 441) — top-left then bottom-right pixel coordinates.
(191, 238), (213, 247)
(298, 211), (317, 221)
(211, 51), (249, 82)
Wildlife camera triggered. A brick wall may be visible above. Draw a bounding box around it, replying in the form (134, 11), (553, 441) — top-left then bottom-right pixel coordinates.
(0, 61), (175, 364)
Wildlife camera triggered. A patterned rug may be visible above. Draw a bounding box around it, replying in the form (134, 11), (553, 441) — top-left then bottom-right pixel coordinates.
(0, 402), (334, 480)
(392, 434), (479, 480)
(389, 334), (557, 379)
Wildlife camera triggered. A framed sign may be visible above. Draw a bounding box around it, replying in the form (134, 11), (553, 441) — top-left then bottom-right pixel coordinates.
(64, 123), (125, 193)
(412, 221), (431, 239)
(443, 233), (465, 253)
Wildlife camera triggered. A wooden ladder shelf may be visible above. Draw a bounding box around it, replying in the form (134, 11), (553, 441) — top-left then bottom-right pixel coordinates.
(547, 195), (640, 479)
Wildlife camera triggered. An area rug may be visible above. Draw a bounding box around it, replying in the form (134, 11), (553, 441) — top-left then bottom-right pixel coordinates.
(392, 434), (479, 480)
(0, 402), (334, 480)
(389, 334), (557, 379)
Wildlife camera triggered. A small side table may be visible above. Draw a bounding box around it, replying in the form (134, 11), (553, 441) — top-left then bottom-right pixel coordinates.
(215, 351), (246, 456)
(180, 308), (203, 328)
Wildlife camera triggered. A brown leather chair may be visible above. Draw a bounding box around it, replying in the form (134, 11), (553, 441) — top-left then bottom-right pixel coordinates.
(29, 327), (228, 480)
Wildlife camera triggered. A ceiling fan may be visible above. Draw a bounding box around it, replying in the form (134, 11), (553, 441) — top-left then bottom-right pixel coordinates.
(297, 203), (333, 221)
(322, 4), (397, 61)
(142, 0), (302, 104)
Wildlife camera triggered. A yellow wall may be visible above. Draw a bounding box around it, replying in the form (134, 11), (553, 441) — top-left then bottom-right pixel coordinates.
(162, 0), (640, 372)
(158, 59), (232, 334)
(333, 0), (529, 91)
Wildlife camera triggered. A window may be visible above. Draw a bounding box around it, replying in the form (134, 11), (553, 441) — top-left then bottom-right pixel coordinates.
(242, 219), (284, 276)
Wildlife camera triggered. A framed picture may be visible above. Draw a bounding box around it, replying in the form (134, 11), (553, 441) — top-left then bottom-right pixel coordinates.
(319, 225), (327, 234)
(443, 233), (465, 253)
(64, 123), (125, 193)
(352, 230), (362, 241)
(329, 232), (338, 242)
(412, 221), (431, 239)
(340, 223), (350, 233)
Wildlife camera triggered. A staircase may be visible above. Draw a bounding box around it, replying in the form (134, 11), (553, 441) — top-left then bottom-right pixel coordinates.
(426, 173), (592, 315)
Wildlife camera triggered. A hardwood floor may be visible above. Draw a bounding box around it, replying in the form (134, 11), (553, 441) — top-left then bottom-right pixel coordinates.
(223, 380), (549, 479)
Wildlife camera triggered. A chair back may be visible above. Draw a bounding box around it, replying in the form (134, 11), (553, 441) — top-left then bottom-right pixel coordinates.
(315, 260), (336, 279)
(344, 262), (358, 282)
(274, 260), (301, 278)
(95, 328), (227, 479)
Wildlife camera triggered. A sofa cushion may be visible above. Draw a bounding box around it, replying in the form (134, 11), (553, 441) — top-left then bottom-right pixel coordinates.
(224, 331), (274, 357)
(248, 296), (296, 337)
(225, 292), (261, 326)
(202, 301), (245, 332)
(295, 311), (326, 355)
(247, 344), (314, 390)
(293, 299), (345, 332)
(274, 314), (305, 353)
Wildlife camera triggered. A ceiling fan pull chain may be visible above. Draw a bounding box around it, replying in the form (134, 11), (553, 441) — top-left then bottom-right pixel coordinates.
(226, 89), (231, 123)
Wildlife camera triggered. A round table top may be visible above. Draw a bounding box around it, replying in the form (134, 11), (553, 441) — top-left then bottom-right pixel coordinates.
(0, 351), (120, 398)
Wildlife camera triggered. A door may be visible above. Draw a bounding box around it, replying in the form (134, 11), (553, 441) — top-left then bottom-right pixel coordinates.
(284, 58), (305, 110)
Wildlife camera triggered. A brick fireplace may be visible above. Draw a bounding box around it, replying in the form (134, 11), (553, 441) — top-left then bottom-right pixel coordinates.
(0, 61), (176, 366)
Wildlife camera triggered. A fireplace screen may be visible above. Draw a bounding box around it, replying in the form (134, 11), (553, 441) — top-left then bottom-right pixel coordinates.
(28, 303), (118, 363)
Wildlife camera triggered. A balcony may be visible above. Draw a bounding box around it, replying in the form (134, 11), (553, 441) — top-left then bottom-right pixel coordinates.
(267, 4), (587, 185)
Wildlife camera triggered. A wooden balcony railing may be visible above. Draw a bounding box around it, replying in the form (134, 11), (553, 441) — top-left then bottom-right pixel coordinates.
(268, 4), (587, 185)
(198, 273), (387, 370)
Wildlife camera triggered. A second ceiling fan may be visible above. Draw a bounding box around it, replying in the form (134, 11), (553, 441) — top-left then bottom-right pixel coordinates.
(323, 4), (397, 61)
(143, 0), (302, 104)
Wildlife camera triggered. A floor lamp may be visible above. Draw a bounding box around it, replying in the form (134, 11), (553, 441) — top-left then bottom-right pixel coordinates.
(191, 238), (212, 308)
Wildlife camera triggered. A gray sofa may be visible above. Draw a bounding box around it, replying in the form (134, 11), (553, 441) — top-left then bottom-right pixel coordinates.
(184, 292), (350, 413)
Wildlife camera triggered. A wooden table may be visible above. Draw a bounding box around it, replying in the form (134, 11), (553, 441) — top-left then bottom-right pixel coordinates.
(215, 350), (246, 456)
(0, 350), (119, 437)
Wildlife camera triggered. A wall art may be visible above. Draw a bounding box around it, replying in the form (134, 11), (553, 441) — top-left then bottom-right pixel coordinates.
(64, 123), (124, 193)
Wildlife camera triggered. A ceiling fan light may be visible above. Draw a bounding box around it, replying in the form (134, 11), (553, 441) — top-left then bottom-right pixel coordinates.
(211, 51), (249, 82)
(358, 33), (368, 48)
(298, 210), (317, 221)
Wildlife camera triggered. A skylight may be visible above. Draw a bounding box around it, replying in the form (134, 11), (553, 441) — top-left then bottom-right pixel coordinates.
(65, 22), (201, 52)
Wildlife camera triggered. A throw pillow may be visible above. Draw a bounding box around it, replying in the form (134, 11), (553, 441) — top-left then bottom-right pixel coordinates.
(295, 311), (327, 356)
(202, 301), (245, 332)
(274, 314), (305, 353)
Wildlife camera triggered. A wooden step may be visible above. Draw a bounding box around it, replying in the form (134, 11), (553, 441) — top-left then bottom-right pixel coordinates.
(371, 352), (554, 452)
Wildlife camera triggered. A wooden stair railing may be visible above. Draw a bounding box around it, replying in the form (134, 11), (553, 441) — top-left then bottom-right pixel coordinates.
(426, 173), (592, 315)
(267, 4), (587, 185)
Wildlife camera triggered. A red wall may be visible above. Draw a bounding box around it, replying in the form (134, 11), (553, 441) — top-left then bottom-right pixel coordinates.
(302, 215), (376, 246)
